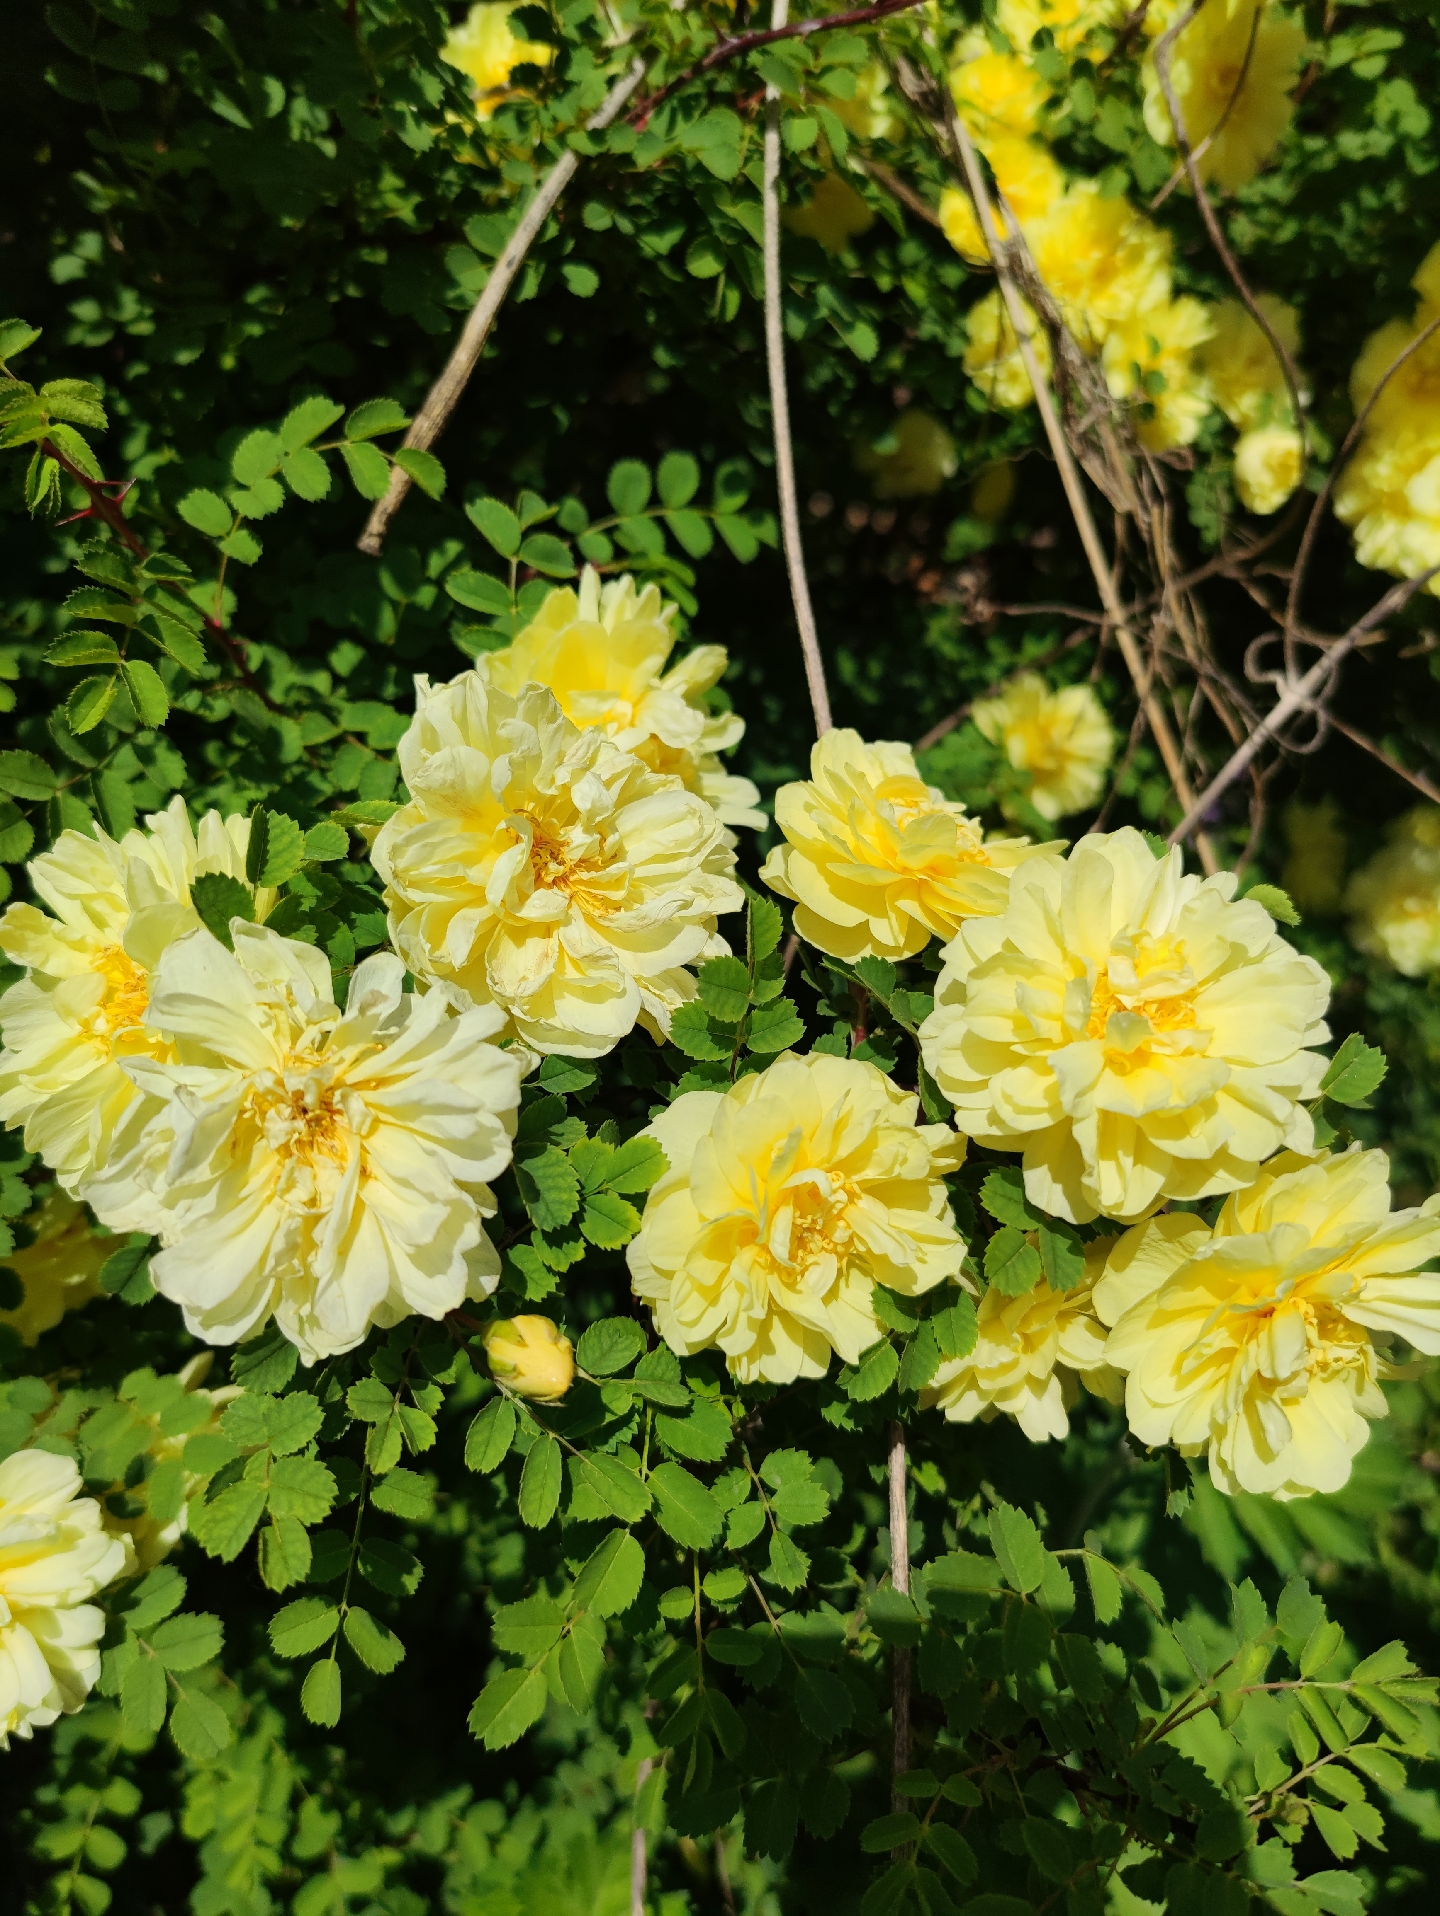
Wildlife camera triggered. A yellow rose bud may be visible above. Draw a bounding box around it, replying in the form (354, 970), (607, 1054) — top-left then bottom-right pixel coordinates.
(483, 1316), (575, 1401)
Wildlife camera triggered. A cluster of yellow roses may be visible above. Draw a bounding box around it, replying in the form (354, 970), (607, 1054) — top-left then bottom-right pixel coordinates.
(945, 1), (1309, 514)
(4, 565), (1439, 1743)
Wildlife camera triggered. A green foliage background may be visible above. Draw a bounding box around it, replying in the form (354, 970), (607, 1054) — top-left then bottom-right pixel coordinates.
(5, 3), (1440, 1914)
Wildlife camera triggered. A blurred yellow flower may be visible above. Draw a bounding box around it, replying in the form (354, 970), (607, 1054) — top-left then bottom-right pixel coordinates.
(441, 2), (554, 122)
(1282, 797), (1346, 916)
(1097, 1148), (1440, 1498)
(372, 678), (743, 1056)
(963, 289), (1050, 412)
(1199, 294), (1302, 431)
(971, 461), (1017, 524)
(1234, 423), (1305, 513)
(84, 926), (523, 1363)
(785, 173), (875, 255)
(627, 1053), (967, 1385)
(0, 1193), (107, 1346)
(1102, 296), (1216, 450)
(761, 729), (1053, 962)
(952, 44), (1051, 147)
(1345, 806), (1440, 976)
(938, 139), (1066, 265)
(853, 410), (959, 499)
(831, 61), (897, 141)
(972, 672), (1115, 821)
(483, 1315), (575, 1401)
(476, 568), (763, 833)
(0, 799), (273, 1195)
(1000, 0), (1124, 56)
(1030, 183), (1173, 353)
(1142, 0), (1306, 192)
(920, 828), (1332, 1224)
(0, 1448), (126, 1746)
(922, 1238), (1121, 1442)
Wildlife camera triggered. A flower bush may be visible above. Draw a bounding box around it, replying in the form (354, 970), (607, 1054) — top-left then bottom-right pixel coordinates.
(4, 5), (1440, 1914)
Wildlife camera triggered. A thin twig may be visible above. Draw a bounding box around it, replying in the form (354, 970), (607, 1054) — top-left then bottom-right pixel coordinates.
(888, 1419), (911, 1813)
(1148, 0), (1260, 209)
(631, 1756), (653, 1916)
(631, 0), (926, 128)
(1167, 567), (1440, 844)
(1329, 715), (1440, 807)
(357, 59), (646, 556)
(763, 0), (832, 736)
(856, 157), (943, 227)
(940, 100), (1217, 870)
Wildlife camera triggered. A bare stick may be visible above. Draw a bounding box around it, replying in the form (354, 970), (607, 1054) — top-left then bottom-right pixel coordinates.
(888, 1419), (911, 1811)
(941, 103), (1217, 871)
(357, 59), (646, 557)
(763, 0), (833, 736)
(1328, 715), (1440, 808)
(1167, 567), (1440, 845)
(631, 1755), (653, 1916)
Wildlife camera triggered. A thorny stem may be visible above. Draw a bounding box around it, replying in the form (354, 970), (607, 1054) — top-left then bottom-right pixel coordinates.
(41, 436), (146, 555)
(357, 59), (647, 556)
(888, 1419), (911, 1812)
(763, 0), (833, 738)
(939, 102), (1218, 872)
(631, 0), (927, 128)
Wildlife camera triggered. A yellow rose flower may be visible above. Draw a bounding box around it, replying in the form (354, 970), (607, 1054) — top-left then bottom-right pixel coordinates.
(97, 1354), (243, 1574)
(483, 1315), (575, 1401)
(952, 44), (1051, 148)
(998, 0), (1123, 59)
(922, 1238), (1121, 1442)
(1345, 805), (1440, 977)
(627, 1052), (967, 1384)
(919, 828), (1332, 1224)
(82, 924), (523, 1363)
(1102, 296), (1216, 451)
(972, 672), (1115, 822)
(760, 729), (1054, 963)
(785, 173), (875, 255)
(0, 1192), (108, 1346)
(371, 677), (744, 1057)
(0, 797), (274, 1193)
(1198, 294), (1303, 432)
(963, 288), (1050, 412)
(1142, 0), (1306, 193)
(1282, 797), (1346, 917)
(1029, 183), (1174, 354)
(1095, 1148), (1440, 1498)
(1234, 423), (1305, 514)
(441, 2), (554, 121)
(853, 410), (959, 500)
(938, 139), (1066, 266)
(0, 1448), (126, 1746)
(475, 568), (763, 833)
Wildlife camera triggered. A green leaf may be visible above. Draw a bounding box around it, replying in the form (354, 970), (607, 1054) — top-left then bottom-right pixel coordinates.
(267, 1456), (336, 1524)
(655, 1397), (733, 1464)
(177, 489), (232, 537)
(1350, 1641), (1416, 1684)
(0, 319), (42, 364)
(304, 820), (349, 862)
(1083, 1551), (1122, 1626)
(269, 1598), (339, 1660)
(339, 439), (391, 500)
(345, 398), (409, 441)
(984, 1226), (1042, 1297)
(1319, 1032), (1388, 1108)
(231, 429), (284, 485)
(67, 675), (119, 735)
(46, 630), (121, 667)
(650, 1460), (723, 1549)
(259, 1516), (312, 1592)
(698, 954), (752, 1022)
(575, 1529), (645, 1616)
(845, 1339), (899, 1401)
(988, 1504), (1047, 1594)
(666, 508), (714, 558)
(468, 1665), (548, 1749)
(746, 998), (804, 1053)
(794, 1665), (853, 1741)
(394, 446), (445, 499)
(575, 1316), (645, 1376)
(656, 451), (701, 508)
(1244, 882), (1300, 926)
(517, 1433), (562, 1529)
(343, 1604), (405, 1675)
(0, 750), (57, 801)
(369, 1467), (433, 1522)
(606, 459), (652, 516)
(925, 1824), (977, 1883)
(931, 1297), (977, 1362)
(978, 1167), (1038, 1229)
(516, 1146), (580, 1230)
(280, 397), (343, 449)
(248, 810), (306, 888)
(190, 1481), (268, 1561)
(1311, 1801), (1360, 1861)
(300, 1657), (342, 1728)
(602, 1136), (668, 1194)
(190, 872), (255, 949)
(1037, 1218), (1086, 1292)
(119, 1655), (166, 1740)
(517, 532), (575, 577)
(862, 1812), (921, 1854)
(281, 444), (331, 501)
(573, 1452), (652, 1524)
(169, 1690), (232, 1761)
(446, 568), (512, 614)
(148, 1612), (223, 1672)
(764, 1530), (810, 1590)
(669, 1000), (733, 1060)
(465, 1395), (517, 1473)
(121, 659), (169, 729)
(467, 496), (522, 557)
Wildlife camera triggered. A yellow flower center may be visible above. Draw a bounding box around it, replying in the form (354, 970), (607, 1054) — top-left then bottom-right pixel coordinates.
(868, 776), (991, 872)
(757, 1171), (854, 1282)
(249, 1066), (355, 1179)
(527, 821), (620, 917)
(93, 946), (150, 1035)
(1084, 968), (1198, 1042)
